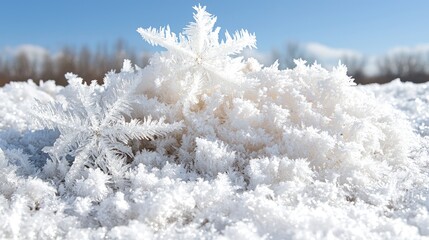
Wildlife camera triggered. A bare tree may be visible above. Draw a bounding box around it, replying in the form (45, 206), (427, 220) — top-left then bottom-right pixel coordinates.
(114, 39), (127, 68)
(284, 42), (302, 68)
(341, 55), (366, 84)
(377, 52), (428, 83)
(14, 52), (37, 81)
(269, 42), (309, 69)
(77, 46), (93, 81)
(140, 52), (151, 67)
(56, 47), (77, 84)
(40, 53), (55, 81)
(0, 58), (8, 85)
(94, 44), (111, 80)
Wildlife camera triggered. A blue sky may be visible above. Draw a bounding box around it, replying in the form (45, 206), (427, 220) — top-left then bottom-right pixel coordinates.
(1, 0), (429, 55)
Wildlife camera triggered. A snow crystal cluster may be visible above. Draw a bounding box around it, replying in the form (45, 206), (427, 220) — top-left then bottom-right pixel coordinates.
(1, 5), (429, 239)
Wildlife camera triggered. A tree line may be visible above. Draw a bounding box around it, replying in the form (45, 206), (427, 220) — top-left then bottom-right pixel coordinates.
(273, 42), (429, 84)
(0, 40), (150, 86)
(1, 41), (429, 86)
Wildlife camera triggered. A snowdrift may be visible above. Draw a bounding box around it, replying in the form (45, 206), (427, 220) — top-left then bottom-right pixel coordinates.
(1, 5), (429, 239)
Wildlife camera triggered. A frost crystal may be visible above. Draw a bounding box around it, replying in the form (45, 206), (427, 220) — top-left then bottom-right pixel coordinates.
(137, 5), (256, 104)
(34, 67), (183, 186)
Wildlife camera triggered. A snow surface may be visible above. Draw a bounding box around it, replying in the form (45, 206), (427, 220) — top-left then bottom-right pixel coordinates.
(1, 5), (429, 240)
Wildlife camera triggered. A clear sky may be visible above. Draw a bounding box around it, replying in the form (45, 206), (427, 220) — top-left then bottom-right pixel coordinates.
(1, 0), (429, 55)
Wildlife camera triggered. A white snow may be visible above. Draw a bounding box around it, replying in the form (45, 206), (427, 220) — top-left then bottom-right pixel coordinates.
(0, 5), (428, 240)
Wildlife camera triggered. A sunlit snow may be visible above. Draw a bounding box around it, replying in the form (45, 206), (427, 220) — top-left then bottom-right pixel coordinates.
(0, 6), (428, 239)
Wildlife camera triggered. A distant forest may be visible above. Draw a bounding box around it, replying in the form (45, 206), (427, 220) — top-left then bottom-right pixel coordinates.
(272, 42), (429, 85)
(0, 41), (151, 86)
(1, 41), (429, 86)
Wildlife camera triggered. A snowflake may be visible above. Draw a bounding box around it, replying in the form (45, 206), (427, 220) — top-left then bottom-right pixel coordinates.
(34, 64), (183, 187)
(137, 5), (257, 94)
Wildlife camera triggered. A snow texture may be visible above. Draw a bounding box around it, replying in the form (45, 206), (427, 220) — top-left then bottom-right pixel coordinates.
(1, 5), (429, 239)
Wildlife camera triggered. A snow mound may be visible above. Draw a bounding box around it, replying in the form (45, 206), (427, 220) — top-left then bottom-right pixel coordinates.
(0, 5), (428, 239)
(365, 79), (429, 137)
